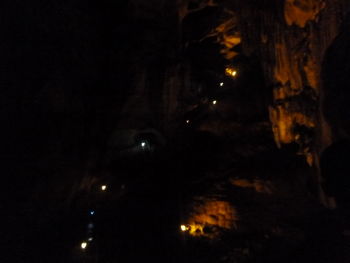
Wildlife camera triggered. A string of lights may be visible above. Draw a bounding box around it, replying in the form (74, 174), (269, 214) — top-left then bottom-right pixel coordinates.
(184, 67), (238, 125)
(77, 66), (239, 258)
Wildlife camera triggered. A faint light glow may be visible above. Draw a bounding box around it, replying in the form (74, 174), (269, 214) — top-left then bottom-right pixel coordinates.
(81, 242), (87, 250)
(88, 237), (93, 242)
(141, 142), (146, 147)
(225, 67), (237, 78)
(90, 211), (95, 216)
(186, 120), (190, 124)
(220, 82), (224, 87)
(212, 100), (217, 105)
(180, 225), (189, 232)
(101, 185), (107, 191)
(88, 223), (94, 229)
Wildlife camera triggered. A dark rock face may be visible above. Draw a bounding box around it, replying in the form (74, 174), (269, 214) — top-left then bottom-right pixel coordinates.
(322, 12), (350, 139)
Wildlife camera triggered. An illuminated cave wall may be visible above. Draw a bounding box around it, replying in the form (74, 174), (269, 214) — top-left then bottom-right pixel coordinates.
(183, 200), (238, 238)
(177, 0), (350, 163)
(226, 0), (350, 165)
(118, 0), (350, 160)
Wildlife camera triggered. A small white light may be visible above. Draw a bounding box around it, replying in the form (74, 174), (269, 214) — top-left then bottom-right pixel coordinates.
(212, 100), (217, 105)
(101, 185), (107, 191)
(220, 82), (224, 87)
(81, 242), (87, 249)
(186, 120), (190, 124)
(90, 211), (95, 216)
(141, 142), (146, 147)
(88, 237), (93, 242)
(180, 225), (188, 232)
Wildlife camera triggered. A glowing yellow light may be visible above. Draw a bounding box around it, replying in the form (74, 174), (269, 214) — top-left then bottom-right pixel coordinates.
(220, 82), (224, 87)
(212, 100), (217, 105)
(81, 242), (87, 249)
(225, 67), (237, 78)
(101, 185), (107, 191)
(186, 120), (190, 124)
(180, 225), (189, 232)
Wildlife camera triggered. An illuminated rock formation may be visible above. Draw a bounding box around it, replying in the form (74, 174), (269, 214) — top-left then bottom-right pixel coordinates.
(230, 178), (274, 194)
(284, 0), (326, 28)
(178, 0), (347, 163)
(184, 200), (238, 238)
(229, 0), (349, 164)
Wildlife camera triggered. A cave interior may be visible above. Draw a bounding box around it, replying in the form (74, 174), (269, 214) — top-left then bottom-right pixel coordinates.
(4, 0), (350, 262)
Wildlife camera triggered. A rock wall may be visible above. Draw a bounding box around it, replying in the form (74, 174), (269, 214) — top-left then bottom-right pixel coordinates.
(226, 0), (349, 165)
(117, 0), (350, 165)
(114, 0), (187, 133)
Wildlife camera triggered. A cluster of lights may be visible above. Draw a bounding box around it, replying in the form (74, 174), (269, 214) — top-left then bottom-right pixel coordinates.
(185, 68), (243, 238)
(78, 183), (132, 252)
(79, 62), (237, 249)
(80, 184), (109, 251)
(225, 67), (237, 78)
(183, 67), (239, 127)
(80, 211), (96, 250)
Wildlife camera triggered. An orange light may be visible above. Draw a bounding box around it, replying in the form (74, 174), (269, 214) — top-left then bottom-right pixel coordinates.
(225, 67), (237, 78)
